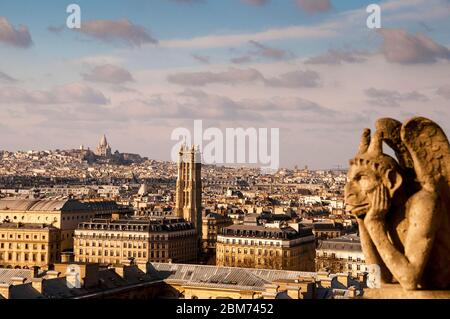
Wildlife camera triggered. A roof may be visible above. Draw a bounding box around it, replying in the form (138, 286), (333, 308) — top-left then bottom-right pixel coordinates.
(0, 222), (58, 230)
(99, 134), (108, 147)
(76, 217), (195, 232)
(149, 263), (317, 291)
(205, 212), (228, 220)
(2, 267), (160, 299)
(221, 224), (313, 240)
(0, 199), (89, 212)
(0, 262), (362, 299)
(0, 269), (33, 285)
(317, 234), (362, 251)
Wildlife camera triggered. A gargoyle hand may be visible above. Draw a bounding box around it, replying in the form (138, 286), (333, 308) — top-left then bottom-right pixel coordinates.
(366, 185), (390, 221)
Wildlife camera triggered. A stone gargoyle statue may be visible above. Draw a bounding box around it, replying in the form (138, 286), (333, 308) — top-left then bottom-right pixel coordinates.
(345, 117), (450, 290)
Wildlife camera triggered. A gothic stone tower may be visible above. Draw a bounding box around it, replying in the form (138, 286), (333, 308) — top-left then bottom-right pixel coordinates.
(175, 144), (202, 241)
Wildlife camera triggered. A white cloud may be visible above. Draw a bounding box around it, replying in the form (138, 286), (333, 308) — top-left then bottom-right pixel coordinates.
(82, 64), (134, 84)
(378, 28), (450, 64)
(76, 19), (157, 47)
(0, 83), (110, 105)
(159, 22), (338, 48)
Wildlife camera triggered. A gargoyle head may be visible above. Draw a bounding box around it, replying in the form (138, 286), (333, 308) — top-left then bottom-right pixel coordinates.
(345, 128), (403, 217)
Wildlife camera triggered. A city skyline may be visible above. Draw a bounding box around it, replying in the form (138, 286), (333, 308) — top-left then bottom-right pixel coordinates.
(0, 0), (449, 169)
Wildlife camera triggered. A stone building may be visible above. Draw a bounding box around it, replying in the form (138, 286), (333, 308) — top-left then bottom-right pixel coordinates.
(0, 223), (60, 269)
(216, 222), (316, 271)
(95, 134), (112, 157)
(315, 234), (367, 276)
(0, 199), (103, 252)
(74, 217), (198, 265)
(301, 220), (344, 241)
(202, 212), (233, 254)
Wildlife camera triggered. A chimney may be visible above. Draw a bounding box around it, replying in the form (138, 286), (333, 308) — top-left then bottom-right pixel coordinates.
(317, 269), (330, 281)
(137, 261), (151, 274)
(0, 283), (11, 299)
(336, 273), (350, 288)
(114, 265), (125, 278)
(357, 272), (368, 287)
(31, 278), (44, 294)
(82, 264), (99, 289)
(347, 286), (357, 298)
(286, 285), (301, 299)
(11, 277), (26, 286)
(46, 271), (60, 279)
(122, 258), (135, 266)
(264, 283), (279, 294)
(30, 266), (40, 278)
(61, 252), (74, 263)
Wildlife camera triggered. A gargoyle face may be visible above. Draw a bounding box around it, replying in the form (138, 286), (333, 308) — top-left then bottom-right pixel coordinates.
(345, 164), (382, 217)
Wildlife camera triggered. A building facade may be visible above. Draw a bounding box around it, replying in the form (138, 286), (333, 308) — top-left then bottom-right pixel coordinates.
(74, 217), (198, 265)
(0, 199), (102, 251)
(174, 145), (202, 241)
(315, 234), (367, 276)
(202, 212), (233, 253)
(0, 223), (60, 269)
(0, 199), (103, 252)
(216, 223), (316, 271)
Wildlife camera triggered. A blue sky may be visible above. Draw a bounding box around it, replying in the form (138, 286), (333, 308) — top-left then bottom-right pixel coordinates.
(0, 0), (449, 168)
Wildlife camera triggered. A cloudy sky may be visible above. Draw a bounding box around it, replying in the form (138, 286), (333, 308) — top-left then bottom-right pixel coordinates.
(0, 0), (449, 169)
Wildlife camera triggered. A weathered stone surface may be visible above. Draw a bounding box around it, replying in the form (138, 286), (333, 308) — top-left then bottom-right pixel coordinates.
(345, 117), (450, 291)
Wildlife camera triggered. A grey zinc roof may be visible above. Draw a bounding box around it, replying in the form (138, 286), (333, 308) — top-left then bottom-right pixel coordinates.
(317, 234), (362, 251)
(0, 199), (89, 212)
(150, 263), (316, 290)
(0, 269), (32, 285)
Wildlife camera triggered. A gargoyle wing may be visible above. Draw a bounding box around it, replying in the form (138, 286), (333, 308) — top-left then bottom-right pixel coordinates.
(375, 118), (417, 190)
(376, 118), (414, 168)
(400, 117), (450, 193)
